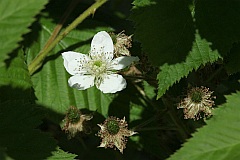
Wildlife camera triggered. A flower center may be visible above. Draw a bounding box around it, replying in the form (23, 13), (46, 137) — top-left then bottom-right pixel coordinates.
(191, 91), (203, 103)
(93, 60), (102, 67)
(83, 53), (114, 87)
(67, 108), (80, 124)
(84, 58), (108, 77)
(106, 120), (120, 135)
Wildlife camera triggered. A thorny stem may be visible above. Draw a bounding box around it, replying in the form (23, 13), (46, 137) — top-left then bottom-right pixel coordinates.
(162, 96), (190, 141)
(28, 0), (108, 75)
(132, 83), (167, 131)
(41, 0), (81, 52)
(136, 126), (176, 132)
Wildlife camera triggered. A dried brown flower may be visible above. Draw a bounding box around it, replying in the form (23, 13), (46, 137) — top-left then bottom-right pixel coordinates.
(178, 86), (216, 120)
(97, 116), (137, 153)
(62, 106), (93, 138)
(111, 31), (132, 57)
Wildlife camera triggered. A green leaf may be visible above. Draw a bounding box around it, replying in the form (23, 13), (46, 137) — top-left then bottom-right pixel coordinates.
(0, 49), (57, 160)
(0, 49), (32, 89)
(130, 0), (194, 66)
(0, 147), (14, 160)
(0, 0), (48, 67)
(0, 49), (33, 103)
(168, 91), (240, 160)
(26, 17), (114, 122)
(157, 33), (221, 99)
(0, 100), (57, 160)
(48, 148), (77, 160)
(195, 0), (240, 56)
(132, 0), (156, 8)
(143, 81), (156, 99)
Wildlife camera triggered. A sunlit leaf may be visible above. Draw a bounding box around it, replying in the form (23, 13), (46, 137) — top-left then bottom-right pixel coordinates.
(157, 33), (221, 99)
(0, 0), (48, 67)
(169, 91), (240, 160)
(48, 148), (77, 160)
(0, 49), (32, 92)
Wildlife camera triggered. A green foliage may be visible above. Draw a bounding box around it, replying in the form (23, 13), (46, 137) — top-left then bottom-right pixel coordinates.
(132, 0), (156, 7)
(0, 16), (81, 160)
(0, 50), (57, 160)
(157, 34), (221, 99)
(131, 0), (240, 99)
(0, 0), (48, 67)
(0, 100), (56, 160)
(1, 0), (240, 159)
(168, 91), (240, 160)
(131, 0), (194, 66)
(48, 148), (77, 160)
(143, 81), (156, 99)
(0, 50), (32, 90)
(195, 0), (240, 56)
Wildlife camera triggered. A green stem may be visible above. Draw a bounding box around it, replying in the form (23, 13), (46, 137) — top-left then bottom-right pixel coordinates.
(28, 0), (108, 75)
(123, 75), (156, 82)
(133, 83), (159, 110)
(135, 126), (176, 132)
(205, 66), (224, 83)
(41, 0), (81, 52)
(76, 136), (88, 150)
(132, 114), (158, 131)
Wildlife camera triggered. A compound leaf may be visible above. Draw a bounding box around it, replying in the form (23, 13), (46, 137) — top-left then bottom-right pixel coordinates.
(157, 34), (221, 99)
(169, 91), (240, 160)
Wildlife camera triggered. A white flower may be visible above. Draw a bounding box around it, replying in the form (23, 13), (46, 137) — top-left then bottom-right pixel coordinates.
(62, 31), (139, 93)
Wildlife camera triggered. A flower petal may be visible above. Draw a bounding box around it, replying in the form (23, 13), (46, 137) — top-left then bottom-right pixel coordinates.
(62, 51), (90, 75)
(110, 56), (139, 70)
(98, 74), (126, 93)
(68, 75), (94, 90)
(91, 31), (114, 60)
